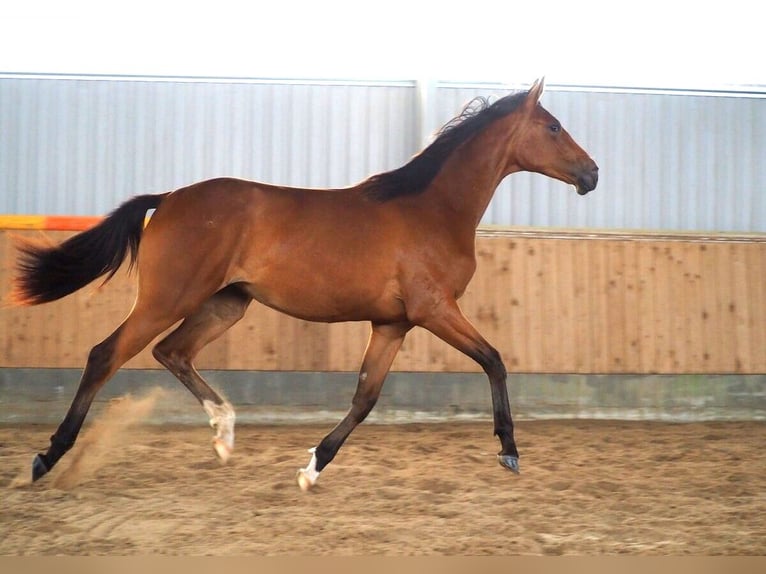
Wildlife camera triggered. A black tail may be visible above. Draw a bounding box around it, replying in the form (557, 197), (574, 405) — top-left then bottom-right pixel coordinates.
(11, 193), (168, 306)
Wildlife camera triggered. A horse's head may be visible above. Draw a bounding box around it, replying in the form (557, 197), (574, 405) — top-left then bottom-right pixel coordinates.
(510, 78), (598, 195)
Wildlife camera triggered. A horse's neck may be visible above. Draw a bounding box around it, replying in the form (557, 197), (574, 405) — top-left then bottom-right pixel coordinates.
(424, 121), (521, 231)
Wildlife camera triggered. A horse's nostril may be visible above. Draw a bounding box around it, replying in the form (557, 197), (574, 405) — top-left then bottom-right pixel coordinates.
(576, 167), (598, 195)
(587, 164), (599, 185)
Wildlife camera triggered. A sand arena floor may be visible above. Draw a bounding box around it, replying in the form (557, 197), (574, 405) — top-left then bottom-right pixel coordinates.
(1, 397), (764, 555)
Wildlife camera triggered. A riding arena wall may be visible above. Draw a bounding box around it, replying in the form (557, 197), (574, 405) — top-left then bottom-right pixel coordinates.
(1, 75), (764, 421)
(2, 226), (764, 375)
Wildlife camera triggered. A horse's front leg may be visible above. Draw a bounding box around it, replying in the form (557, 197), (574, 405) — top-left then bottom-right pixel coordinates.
(297, 321), (411, 491)
(416, 298), (520, 474)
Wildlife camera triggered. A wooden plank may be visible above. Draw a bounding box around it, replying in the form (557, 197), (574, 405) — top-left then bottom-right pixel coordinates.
(713, 243), (738, 372)
(666, 242), (687, 371)
(523, 238), (545, 372)
(589, 239), (611, 372)
(552, 238), (576, 371)
(506, 237), (528, 371)
(244, 306), (281, 371)
(571, 238), (594, 372)
(730, 243), (751, 372)
(747, 243), (766, 372)
(636, 242), (656, 372)
(652, 243), (676, 371)
(698, 243), (720, 371)
(0, 232), (19, 365)
(605, 240), (627, 371)
(745, 244), (766, 373)
(621, 241), (641, 371)
(679, 242), (704, 371)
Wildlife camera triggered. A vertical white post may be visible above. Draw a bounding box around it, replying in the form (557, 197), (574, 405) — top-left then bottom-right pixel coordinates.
(415, 77), (439, 148)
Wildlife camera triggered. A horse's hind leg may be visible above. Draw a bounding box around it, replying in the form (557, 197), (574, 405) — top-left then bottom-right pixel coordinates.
(32, 312), (181, 481)
(152, 284), (251, 463)
(297, 321), (411, 491)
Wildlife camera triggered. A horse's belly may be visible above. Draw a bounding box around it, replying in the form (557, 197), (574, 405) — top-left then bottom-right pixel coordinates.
(240, 279), (406, 324)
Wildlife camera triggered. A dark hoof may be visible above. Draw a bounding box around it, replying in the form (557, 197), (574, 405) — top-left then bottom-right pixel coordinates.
(497, 454), (520, 474)
(32, 454), (50, 482)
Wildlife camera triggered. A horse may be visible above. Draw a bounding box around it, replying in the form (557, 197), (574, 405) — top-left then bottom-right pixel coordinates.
(11, 78), (598, 490)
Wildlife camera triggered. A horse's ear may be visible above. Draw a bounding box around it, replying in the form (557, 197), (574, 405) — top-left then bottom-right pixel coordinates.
(524, 77), (545, 110)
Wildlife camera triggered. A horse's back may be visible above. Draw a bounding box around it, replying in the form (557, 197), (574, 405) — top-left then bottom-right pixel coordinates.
(137, 177), (407, 323)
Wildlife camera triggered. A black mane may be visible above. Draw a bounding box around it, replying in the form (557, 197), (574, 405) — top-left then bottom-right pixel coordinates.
(363, 90), (528, 202)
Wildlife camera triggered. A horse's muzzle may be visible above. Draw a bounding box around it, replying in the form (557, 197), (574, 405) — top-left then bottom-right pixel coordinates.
(576, 164), (599, 196)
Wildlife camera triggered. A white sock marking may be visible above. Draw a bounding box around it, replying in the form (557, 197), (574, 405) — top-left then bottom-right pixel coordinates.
(298, 447), (320, 491)
(203, 399), (236, 451)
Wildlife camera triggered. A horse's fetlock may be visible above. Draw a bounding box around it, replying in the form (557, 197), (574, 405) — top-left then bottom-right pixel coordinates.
(314, 442), (336, 472)
(48, 433), (76, 458)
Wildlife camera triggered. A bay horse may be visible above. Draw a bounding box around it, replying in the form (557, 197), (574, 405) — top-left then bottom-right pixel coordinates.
(11, 78), (598, 490)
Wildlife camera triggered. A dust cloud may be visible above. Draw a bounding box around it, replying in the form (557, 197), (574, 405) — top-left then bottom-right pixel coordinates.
(49, 388), (165, 489)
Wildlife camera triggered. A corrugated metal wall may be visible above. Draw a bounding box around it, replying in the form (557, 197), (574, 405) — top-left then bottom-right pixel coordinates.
(1, 75), (764, 232)
(0, 76), (418, 215)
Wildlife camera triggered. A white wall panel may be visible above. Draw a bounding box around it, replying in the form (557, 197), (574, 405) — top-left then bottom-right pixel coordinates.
(0, 77), (418, 215)
(1, 75), (763, 232)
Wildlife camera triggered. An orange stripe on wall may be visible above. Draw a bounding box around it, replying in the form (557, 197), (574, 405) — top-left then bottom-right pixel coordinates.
(43, 216), (103, 231)
(0, 215), (147, 230)
(0, 215), (48, 229)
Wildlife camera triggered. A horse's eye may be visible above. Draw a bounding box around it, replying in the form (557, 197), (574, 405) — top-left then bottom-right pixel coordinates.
(549, 124), (561, 133)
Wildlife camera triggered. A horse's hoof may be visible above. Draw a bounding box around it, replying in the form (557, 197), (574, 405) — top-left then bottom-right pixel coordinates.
(32, 454), (50, 482)
(296, 469), (316, 492)
(498, 454), (520, 474)
(212, 438), (232, 464)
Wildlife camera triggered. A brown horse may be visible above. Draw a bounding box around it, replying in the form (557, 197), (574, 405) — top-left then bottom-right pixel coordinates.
(12, 78), (598, 489)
